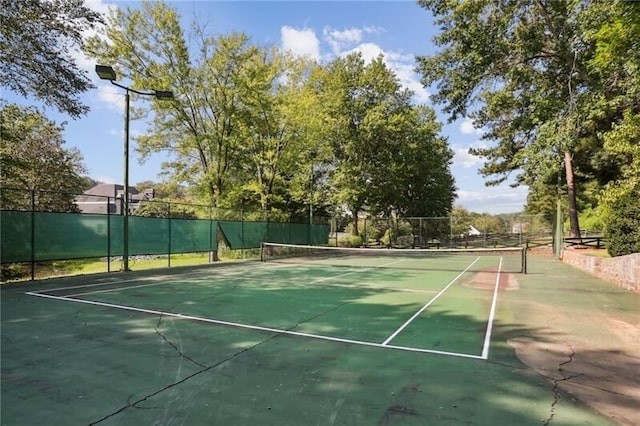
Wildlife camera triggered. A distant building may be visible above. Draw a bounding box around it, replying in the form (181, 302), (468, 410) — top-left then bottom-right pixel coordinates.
(75, 184), (155, 214)
(468, 225), (481, 236)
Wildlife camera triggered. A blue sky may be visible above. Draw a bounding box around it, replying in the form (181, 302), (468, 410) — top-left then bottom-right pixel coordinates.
(5, 0), (528, 214)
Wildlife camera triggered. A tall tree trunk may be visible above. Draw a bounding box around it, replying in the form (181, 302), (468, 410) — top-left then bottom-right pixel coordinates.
(351, 209), (359, 236)
(564, 151), (581, 239)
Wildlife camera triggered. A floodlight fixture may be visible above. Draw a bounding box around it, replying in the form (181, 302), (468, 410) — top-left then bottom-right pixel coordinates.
(154, 90), (174, 99)
(95, 64), (117, 81)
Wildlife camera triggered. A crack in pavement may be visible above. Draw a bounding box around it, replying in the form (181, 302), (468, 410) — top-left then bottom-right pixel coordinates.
(155, 313), (208, 369)
(88, 329), (282, 425)
(543, 345), (579, 426)
(88, 297), (353, 424)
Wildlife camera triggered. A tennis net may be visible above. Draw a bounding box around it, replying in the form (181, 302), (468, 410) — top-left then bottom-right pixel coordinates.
(260, 242), (527, 274)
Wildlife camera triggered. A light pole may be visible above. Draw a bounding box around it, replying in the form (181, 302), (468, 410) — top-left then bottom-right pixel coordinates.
(95, 65), (174, 271)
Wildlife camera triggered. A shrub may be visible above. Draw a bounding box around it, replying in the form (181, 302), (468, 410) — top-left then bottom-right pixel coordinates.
(1, 263), (30, 282)
(605, 192), (640, 257)
(338, 235), (363, 247)
(382, 220), (413, 246)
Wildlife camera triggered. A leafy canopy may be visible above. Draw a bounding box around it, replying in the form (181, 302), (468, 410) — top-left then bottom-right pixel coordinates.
(0, 0), (104, 117)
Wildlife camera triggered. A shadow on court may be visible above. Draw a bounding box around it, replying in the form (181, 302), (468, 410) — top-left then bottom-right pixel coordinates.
(1, 255), (637, 425)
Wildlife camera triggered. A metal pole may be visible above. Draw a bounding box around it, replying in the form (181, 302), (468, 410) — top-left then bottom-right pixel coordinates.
(30, 189), (35, 281)
(107, 196), (111, 273)
(167, 202), (171, 268)
(309, 162), (313, 245)
(123, 90), (130, 271)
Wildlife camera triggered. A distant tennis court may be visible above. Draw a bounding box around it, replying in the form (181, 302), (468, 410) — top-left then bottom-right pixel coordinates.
(2, 246), (635, 425)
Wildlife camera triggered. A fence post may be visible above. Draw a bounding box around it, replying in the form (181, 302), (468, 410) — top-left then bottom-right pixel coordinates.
(241, 203), (245, 259)
(107, 196), (111, 273)
(30, 189), (35, 281)
(208, 206), (213, 263)
(167, 202), (172, 268)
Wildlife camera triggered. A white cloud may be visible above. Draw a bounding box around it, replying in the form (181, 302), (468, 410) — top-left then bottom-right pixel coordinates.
(456, 186), (528, 214)
(453, 146), (484, 169)
(323, 27), (363, 54)
(346, 42), (384, 63)
(460, 118), (483, 135)
(452, 141), (487, 168)
(281, 26), (321, 61)
(97, 85), (123, 111)
(323, 26), (384, 55)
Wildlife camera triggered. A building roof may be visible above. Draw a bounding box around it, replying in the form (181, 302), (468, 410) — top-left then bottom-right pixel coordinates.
(82, 183), (139, 198)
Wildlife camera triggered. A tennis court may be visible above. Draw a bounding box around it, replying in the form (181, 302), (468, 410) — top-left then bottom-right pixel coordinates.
(2, 246), (637, 425)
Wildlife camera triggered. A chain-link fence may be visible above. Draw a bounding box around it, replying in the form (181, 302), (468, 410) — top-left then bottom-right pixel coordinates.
(1, 187), (330, 281)
(339, 214), (553, 249)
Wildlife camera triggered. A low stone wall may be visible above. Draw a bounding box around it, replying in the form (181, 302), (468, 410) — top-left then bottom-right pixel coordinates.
(561, 249), (640, 292)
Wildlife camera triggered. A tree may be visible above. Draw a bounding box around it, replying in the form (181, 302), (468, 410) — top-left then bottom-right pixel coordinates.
(605, 189), (640, 257)
(369, 105), (455, 220)
(583, 2), (640, 212)
(415, 0), (636, 239)
(0, 103), (87, 211)
(133, 201), (197, 219)
(317, 53), (455, 234)
(86, 1), (318, 219)
(0, 0), (104, 117)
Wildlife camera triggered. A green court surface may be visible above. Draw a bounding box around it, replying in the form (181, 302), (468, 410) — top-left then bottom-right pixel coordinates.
(1, 252), (638, 425)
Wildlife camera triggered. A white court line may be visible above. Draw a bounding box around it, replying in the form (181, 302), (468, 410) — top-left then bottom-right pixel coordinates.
(25, 291), (484, 360)
(381, 256), (481, 346)
(481, 257), (503, 360)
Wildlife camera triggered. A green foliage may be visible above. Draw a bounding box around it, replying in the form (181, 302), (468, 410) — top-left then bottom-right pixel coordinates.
(320, 53), (455, 227)
(0, 104), (87, 211)
(578, 207), (605, 233)
(338, 235), (363, 248)
(382, 220), (413, 246)
(1, 0), (103, 117)
(416, 0), (640, 237)
(86, 2), (457, 224)
(600, 111), (640, 206)
(86, 2), (327, 220)
(133, 201), (198, 219)
(605, 191), (640, 257)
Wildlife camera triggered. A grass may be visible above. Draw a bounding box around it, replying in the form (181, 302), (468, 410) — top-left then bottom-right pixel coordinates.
(577, 248), (610, 258)
(1, 250), (262, 283)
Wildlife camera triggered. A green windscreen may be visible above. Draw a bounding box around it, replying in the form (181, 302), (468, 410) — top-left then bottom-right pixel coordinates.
(128, 216), (169, 255)
(219, 221), (329, 249)
(218, 221), (268, 249)
(1, 210), (324, 262)
(34, 212), (111, 261)
(1, 211), (33, 263)
(171, 218), (217, 253)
